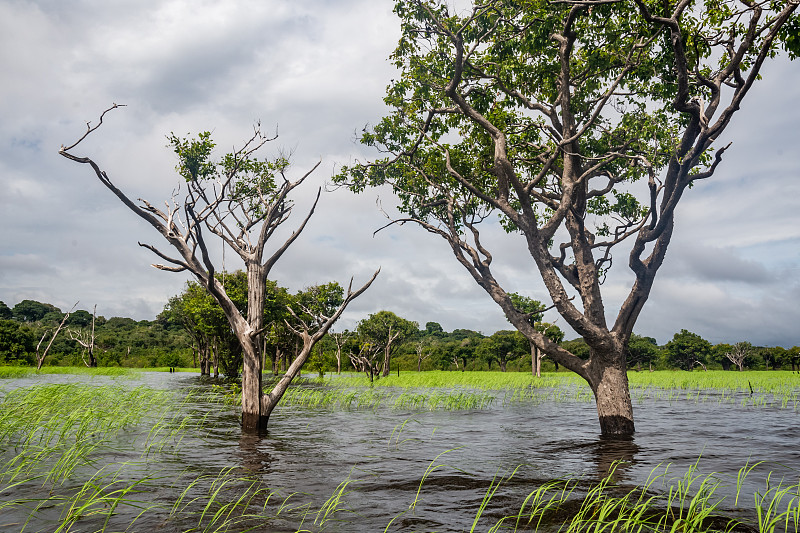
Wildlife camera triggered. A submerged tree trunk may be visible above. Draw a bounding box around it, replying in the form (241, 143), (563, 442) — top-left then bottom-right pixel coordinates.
(212, 338), (220, 378)
(240, 262), (266, 432)
(88, 305), (97, 367)
(531, 342), (541, 378)
(585, 355), (634, 437)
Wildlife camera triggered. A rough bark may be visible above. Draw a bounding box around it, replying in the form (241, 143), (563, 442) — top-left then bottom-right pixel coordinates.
(585, 352), (634, 437)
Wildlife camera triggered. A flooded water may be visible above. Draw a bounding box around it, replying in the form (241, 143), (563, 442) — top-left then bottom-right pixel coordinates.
(1, 371), (799, 532)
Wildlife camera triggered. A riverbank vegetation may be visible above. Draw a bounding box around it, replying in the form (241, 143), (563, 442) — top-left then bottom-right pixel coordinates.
(2, 297), (798, 377)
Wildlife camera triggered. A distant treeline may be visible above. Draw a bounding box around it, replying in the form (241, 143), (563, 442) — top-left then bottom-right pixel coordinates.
(0, 299), (190, 368)
(2, 292), (799, 374)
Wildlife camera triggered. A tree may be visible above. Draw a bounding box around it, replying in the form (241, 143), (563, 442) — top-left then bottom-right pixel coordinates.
(60, 115), (377, 431)
(329, 329), (354, 374)
(66, 309), (94, 328)
(788, 347), (800, 372)
(711, 342), (734, 371)
(67, 304), (98, 367)
(449, 333), (482, 370)
(336, 1), (798, 436)
(35, 302), (77, 370)
(508, 293), (546, 377)
(414, 338), (434, 371)
(627, 334), (660, 371)
(478, 330), (526, 372)
(425, 321), (445, 336)
(725, 341), (754, 372)
(761, 346), (787, 371)
(13, 300), (59, 323)
(0, 301), (12, 320)
(664, 330), (712, 371)
(356, 310), (418, 377)
(0, 319), (36, 364)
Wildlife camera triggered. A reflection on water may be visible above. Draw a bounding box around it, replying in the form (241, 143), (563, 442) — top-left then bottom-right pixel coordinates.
(1, 371), (799, 532)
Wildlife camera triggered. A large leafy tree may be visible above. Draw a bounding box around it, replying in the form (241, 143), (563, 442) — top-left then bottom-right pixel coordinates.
(627, 334), (660, 371)
(356, 310), (419, 377)
(0, 320), (36, 365)
(478, 330), (527, 372)
(336, 0), (798, 436)
(12, 300), (60, 323)
(664, 329), (712, 371)
(0, 301), (13, 320)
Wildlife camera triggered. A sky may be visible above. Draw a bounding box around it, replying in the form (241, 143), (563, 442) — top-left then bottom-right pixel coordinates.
(0, 1), (798, 347)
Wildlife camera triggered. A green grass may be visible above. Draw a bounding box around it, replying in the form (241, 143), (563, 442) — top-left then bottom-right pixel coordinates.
(139, 367), (200, 373)
(0, 366), (203, 380)
(0, 383), (200, 485)
(2, 373), (799, 531)
(331, 370), (800, 393)
(629, 371), (800, 410)
(0, 382), (211, 532)
(0, 366), (135, 379)
(208, 379), (497, 411)
(329, 370), (583, 390)
(12, 457), (794, 533)
(324, 370), (800, 410)
(628, 370), (800, 393)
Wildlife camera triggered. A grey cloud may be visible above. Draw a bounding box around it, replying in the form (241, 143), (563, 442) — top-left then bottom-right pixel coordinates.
(1, 0), (798, 352)
(669, 243), (771, 284)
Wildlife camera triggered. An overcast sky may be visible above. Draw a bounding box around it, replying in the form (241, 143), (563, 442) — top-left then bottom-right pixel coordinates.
(1, 1), (798, 347)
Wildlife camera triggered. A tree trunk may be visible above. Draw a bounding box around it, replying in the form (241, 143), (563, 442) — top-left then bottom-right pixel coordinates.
(240, 338), (266, 431)
(382, 344), (391, 377)
(499, 359), (506, 372)
(212, 339), (219, 378)
(88, 306), (97, 367)
(241, 262), (266, 432)
(531, 343), (541, 378)
(586, 357), (634, 437)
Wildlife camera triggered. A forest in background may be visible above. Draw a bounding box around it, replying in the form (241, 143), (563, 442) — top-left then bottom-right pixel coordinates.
(2, 273), (798, 377)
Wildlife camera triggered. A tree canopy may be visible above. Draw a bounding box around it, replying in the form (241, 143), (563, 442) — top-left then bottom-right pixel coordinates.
(335, 0), (798, 436)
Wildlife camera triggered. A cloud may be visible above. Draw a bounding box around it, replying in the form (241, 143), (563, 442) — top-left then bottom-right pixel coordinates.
(0, 0), (798, 353)
(667, 243), (770, 284)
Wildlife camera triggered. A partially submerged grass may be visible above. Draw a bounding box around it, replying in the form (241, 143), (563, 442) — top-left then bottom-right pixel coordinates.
(141, 367), (200, 373)
(331, 370), (583, 390)
(0, 382), (211, 532)
(0, 366), (136, 379)
(12, 457), (794, 533)
(326, 371), (800, 411)
(209, 377), (497, 411)
(1, 376), (799, 531)
(629, 371), (800, 410)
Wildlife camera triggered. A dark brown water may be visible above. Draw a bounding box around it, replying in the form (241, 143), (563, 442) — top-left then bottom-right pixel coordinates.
(2, 372), (799, 532)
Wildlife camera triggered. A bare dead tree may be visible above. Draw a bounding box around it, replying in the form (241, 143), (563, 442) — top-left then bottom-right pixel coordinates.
(59, 111), (378, 431)
(67, 304), (98, 367)
(330, 330), (354, 374)
(349, 341), (381, 382)
(415, 340), (432, 372)
(726, 342), (752, 372)
(36, 302), (77, 370)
